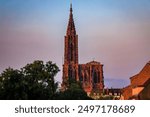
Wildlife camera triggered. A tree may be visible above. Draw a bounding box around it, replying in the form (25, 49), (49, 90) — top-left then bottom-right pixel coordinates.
(0, 61), (93, 100)
(54, 79), (92, 100)
(0, 68), (25, 99)
(0, 60), (60, 100)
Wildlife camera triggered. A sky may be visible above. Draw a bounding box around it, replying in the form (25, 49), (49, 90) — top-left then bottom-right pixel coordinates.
(0, 0), (150, 88)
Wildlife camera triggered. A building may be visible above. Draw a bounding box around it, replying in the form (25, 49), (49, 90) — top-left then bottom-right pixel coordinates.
(104, 88), (121, 96)
(121, 61), (150, 100)
(62, 4), (104, 94)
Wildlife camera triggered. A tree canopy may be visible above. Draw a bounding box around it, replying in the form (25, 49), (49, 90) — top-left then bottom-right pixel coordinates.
(55, 79), (92, 100)
(0, 60), (60, 100)
(0, 60), (92, 100)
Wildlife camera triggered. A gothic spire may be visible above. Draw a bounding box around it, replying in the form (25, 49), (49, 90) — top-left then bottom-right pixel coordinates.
(66, 3), (76, 36)
(70, 3), (72, 12)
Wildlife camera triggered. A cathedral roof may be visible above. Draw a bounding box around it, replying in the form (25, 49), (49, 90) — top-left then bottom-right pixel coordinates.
(86, 60), (102, 65)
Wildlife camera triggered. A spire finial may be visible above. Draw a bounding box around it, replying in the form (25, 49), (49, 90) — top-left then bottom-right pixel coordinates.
(70, 0), (73, 12)
(70, 0), (72, 4)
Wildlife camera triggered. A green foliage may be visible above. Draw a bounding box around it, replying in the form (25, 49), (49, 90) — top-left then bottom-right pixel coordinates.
(55, 79), (92, 100)
(0, 60), (92, 100)
(0, 68), (25, 99)
(98, 95), (114, 100)
(0, 60), (60, 100)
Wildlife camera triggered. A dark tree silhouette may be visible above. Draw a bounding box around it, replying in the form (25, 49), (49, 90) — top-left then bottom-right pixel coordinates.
(0, 60), (92, 100)
(54, 79), (92, 100)
(0, 60), (60, 100)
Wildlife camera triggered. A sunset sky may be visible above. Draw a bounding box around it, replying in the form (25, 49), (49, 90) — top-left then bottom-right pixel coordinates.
(0, 0), (150, 88)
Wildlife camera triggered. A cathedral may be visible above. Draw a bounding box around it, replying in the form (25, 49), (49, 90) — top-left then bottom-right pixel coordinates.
(62, 4), (104, 94)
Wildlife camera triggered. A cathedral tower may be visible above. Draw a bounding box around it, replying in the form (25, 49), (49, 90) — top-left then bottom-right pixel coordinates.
(62, 4), (79, 87)
(62, 3), (104, 94)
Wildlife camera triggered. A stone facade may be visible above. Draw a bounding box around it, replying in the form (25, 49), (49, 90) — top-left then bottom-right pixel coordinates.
(62, 4), (79, 87)
(78, 61), (104, 94)
(121, 86), (132, 100)
(62, 4), (104, 94)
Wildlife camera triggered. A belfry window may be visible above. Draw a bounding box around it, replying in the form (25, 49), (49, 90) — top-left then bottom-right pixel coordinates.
(70, 43), (73, 61)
